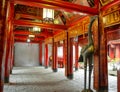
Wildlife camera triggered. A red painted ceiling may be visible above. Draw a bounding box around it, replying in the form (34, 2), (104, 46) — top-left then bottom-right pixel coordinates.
(13, 0), (98, 43)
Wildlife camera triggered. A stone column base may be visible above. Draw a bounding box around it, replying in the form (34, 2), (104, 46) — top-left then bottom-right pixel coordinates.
(45, 66), (48, 69)
(67, 74), (73, 79)
(4, 76), (9, 83)
(53, 69), (57, 72)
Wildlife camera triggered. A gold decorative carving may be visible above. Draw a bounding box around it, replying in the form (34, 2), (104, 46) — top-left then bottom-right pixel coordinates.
(103, 10), (120, 27)
(45, 37), (53, 44)
(54, 31), (66, 42)
(100, 0), (113, 6)
(102, 3), (120, 27)
(68, 16), (90, 38)
(102, 3), (120, 16)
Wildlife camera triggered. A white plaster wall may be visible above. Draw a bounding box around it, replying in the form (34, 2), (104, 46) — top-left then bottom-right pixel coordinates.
(14, 42), (39, 67)
(48, 44), (52, 58)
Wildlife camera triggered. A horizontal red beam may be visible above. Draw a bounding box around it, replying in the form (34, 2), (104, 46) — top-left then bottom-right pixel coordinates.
(15, 35), (44, 39)
(15, 13), (42, 20)
(69, 16), (89, 27)
(14, 20), (68, 30)
(14, 0), (98, 15)
(15, 39), (41, 43)
(101, 0), (120, 11)
(15, 36), (44, 41)
(14, 30), (53, 37)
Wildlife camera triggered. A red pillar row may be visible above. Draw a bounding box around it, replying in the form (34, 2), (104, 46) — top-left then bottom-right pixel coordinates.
(44, 44), (49, 68)
(39, 42), (42, 66)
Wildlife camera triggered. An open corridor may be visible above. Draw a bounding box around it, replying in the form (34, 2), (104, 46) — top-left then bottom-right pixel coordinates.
(4, 67), (117, 92)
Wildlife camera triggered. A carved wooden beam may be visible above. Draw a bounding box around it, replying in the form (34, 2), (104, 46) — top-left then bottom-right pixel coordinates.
(15, 39), (41, 43)
(15, 35), (44, 42)
(14, 20), (68, 30)
(15, 13), (42, 20)
(14, 0), (98, 15)
(101, 0), (120, 11)
(14, 30), (52, 37)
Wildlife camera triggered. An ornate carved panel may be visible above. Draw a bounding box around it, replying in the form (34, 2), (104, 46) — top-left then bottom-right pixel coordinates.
(100, 0), (113, 6)
(68, 16), (90, 38)
(45, 37), (53, 44)
(54, 31), (66, 42)
(102, 3), (120, 27)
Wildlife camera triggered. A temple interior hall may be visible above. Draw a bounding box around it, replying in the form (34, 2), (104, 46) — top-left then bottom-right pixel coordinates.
(0, 0), (120, 92)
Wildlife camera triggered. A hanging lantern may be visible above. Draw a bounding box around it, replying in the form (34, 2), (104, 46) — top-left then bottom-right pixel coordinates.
(43, 8), (54, 23)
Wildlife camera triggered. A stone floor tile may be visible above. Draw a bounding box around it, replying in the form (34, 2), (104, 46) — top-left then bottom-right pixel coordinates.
(4, 66), (117, 92)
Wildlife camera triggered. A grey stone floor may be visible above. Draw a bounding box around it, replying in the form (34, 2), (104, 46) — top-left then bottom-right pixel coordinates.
(3, 66), (117, 92)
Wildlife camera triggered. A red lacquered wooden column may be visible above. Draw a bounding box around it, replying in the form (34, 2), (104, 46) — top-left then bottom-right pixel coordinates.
(44, 44), (48, 68)
(0, 0), (9, 91)
(63, 43), (65, 68)
(64, 32), (73, 79)
(117, 69), (120, 92)
(10, 33), (14, 74)
(52, 41), (58, 72)
(4, 30), (12, 83)
(39, 42), (42, 66)
(64, 39), (67, 76)
(4, 1), (14, 83)
(93, 20), (100, 90)
(109, 46), (115, 59)
(115, 45), (120, 59)
(64, 33), (69, 78)
(10, 34), (14, 72)
(75, 42), (79, 71)
(12, 34), (14, 71)
(68, 38), (73, 79)
(98, 14), (108, 91)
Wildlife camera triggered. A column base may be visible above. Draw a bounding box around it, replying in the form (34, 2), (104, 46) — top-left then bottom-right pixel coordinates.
(39, 63), (42, 66)
(75, 67), (78, 71)
(0, 84), (3, 92)
(45, 66), (48, 69)
(10, 70), (12, 74)
(82, 89), (93, 92)
(4, 76), (9, 83)
(53, 69), (57, 72)
(67, 74), (73, 79)
(96, 86), (108, 92)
